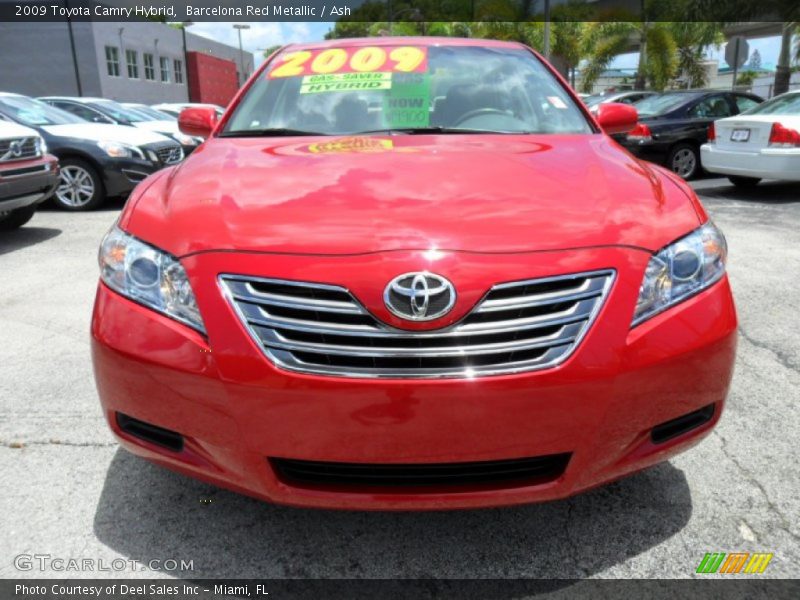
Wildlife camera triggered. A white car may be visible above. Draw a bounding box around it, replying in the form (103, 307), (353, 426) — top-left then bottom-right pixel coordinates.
(701, 91), (800, 186)
(38, 97), (201, 154)
(152, 102), (225, 119)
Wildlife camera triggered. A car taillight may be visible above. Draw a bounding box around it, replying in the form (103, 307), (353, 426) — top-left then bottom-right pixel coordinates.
(768, 122), (800, 148)
(707, 123), (716, 143)
(627, 123), (652, 141)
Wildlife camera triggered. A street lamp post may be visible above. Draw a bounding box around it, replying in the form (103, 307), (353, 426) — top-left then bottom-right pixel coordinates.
(232, 24), (250, 87)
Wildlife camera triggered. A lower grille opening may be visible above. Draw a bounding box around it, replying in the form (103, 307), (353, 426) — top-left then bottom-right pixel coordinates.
(270, 453), (572, 490)
(651, 404), (715, 444)
(116, 413), (184, 452)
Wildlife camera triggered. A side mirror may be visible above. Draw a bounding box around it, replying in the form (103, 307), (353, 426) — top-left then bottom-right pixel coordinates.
(595, 102), (638, 135)
(179, 107), (218, 138)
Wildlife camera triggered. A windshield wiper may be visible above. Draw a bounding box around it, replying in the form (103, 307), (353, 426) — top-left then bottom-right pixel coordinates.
(357, 126), (527, 135)
(219, 128), (328, 137)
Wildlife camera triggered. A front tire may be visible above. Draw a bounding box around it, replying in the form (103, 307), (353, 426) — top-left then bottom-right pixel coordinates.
(668, 143), (701, 180)
(54, 158), (106, 211)
(728, 176), (761, 188)
(0, 205), (37, 231)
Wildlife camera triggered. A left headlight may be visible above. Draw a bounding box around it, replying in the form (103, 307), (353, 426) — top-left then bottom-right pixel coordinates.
(99, 226), (206, 334)
(36, 136), (47, 155)
(632, 221), (727, 327)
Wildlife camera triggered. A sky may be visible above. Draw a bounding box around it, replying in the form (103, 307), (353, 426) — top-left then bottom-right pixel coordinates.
(189, 22), (786, 71)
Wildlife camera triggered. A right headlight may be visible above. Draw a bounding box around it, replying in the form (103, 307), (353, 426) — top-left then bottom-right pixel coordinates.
(99, 226), (206, 334)
(632, 221), (727, 327)
(97, 140), (145, 160)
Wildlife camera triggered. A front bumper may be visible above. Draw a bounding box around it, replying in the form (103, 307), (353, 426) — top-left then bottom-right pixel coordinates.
(0, 155), (59, 211)
(102, 157), (162, 197)
(700, 144), (800, 180)
(91, 247), (737, 510)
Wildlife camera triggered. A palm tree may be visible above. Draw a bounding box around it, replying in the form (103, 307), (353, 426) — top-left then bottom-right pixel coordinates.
(580, 21), (677, 93)
(668, 22), (724, 88)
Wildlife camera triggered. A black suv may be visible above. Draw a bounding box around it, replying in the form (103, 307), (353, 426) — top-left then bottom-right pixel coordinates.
(0, 93), (183, 210)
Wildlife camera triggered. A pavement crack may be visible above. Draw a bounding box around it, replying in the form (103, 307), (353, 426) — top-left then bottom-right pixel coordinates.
(738, 326), (799, 375)
(0, 439), (117, 449)
(713, 429), (800, 543)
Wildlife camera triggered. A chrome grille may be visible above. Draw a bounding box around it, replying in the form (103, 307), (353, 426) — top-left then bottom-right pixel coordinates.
(155, 144), (183, 165)
(0, 137), (40, 162)
(220, 270), (614, 379)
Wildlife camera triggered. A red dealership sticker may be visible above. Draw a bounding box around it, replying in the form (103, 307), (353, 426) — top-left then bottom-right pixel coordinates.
(268, 46), (428, 79)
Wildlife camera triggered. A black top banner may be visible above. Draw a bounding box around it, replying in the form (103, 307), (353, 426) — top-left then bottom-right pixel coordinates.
(0, 0), (797, 22)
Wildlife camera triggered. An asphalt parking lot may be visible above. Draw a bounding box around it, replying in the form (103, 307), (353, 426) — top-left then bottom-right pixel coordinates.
(0, 177), (798, 580)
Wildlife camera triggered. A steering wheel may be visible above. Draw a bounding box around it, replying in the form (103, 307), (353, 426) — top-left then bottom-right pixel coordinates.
(454, 108), (507, 126)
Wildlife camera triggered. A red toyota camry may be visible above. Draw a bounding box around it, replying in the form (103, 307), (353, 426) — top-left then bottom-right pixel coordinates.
(91, 38), (737, 510)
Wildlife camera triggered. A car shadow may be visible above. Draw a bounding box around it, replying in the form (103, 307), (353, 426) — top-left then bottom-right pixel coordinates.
(695, 180), (800, 204)
(93, 449), (693, 582)
(37, 195), (128, 213)
(0, 226), (61, 256)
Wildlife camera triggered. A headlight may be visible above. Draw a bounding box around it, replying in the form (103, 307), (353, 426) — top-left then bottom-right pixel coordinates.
(36, 136), (47, 155)
(99, 226), (206, 333)
(633, 221), (727, 327)
(97, 140), (145, 160)
(172, 132), (197, 146)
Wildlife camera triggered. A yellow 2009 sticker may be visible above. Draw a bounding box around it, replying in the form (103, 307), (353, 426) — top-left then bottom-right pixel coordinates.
(269, 46), (427, 79)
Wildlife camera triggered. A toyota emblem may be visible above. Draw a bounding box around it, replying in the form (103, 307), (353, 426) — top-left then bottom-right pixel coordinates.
(384, 272), (456, 321)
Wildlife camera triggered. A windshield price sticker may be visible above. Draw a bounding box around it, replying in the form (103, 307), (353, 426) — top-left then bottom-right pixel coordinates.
(269, 46), (428, 79)
(300, 73), (393, 94)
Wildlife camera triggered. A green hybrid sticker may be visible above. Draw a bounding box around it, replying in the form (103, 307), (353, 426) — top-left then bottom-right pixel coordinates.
(300, 72), (392, 94)
(382, 72), (431, 128)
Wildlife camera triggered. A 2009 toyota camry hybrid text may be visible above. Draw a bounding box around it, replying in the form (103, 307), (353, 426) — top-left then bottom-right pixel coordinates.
(91, 37), (737, 511)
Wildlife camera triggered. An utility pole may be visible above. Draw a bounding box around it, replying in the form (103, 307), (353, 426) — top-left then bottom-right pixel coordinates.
(181, 21), (194, 101)
(543, 0), (551, 60)
(233, 24), (250, 86)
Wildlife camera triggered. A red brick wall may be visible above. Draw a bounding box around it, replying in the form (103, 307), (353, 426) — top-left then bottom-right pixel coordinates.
(186, 52), (239, 106)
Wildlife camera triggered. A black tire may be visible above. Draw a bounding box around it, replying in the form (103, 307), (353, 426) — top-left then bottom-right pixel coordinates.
(0, 205), (36, 231)
(667, 143), (701, 180)
(728, 175), (761, 188)
(53, 158), (106, 211)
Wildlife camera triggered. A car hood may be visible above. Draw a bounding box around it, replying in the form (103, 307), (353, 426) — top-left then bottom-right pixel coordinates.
(133, 120), (180, 135)
(126, 134), (702, 256)
(42, 123), (171, 145)
(0, 120), (39, 138)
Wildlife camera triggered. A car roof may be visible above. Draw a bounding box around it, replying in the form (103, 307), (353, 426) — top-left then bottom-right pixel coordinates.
(283, 36), (527, 52)
(39, 96), (106, 103)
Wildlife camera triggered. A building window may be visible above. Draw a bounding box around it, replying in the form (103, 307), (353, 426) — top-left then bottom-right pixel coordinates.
(174, 59), (184, 84)
(160, 56), (171, 83)
(143, 53), (155, 81)
(125, 49), (139, 79)
(105, 46), (120, 77)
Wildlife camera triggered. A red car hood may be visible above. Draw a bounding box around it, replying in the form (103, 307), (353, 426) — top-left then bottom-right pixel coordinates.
(126, 134), (702, 257)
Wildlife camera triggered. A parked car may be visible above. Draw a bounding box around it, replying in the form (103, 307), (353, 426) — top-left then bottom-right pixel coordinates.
(701, 90), (800, 186)
(617, 90), (763, 179)
(122, 103), (178, 121)
(0, 93), (183, 210)
(92, 37), (737, 510)
(585, 90), (657, 108)
(39, 97), (200, 155)
(153, 102), (225, 120)
(0, 118), (59, 229)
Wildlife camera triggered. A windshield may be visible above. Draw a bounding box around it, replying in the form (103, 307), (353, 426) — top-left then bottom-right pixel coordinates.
(0, 95), (84, 126)
(634, 93), (701, 117)
(224, 44), (592, 136)
(92, 100), (148, 123)
(743, 92), (800, 115)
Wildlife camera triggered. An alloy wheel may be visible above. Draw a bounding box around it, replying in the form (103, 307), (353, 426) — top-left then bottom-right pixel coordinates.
(670, 148), (697, 179)
(56, 165), (96, 208)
